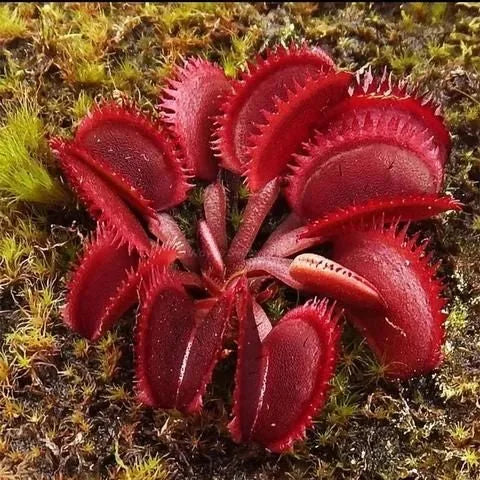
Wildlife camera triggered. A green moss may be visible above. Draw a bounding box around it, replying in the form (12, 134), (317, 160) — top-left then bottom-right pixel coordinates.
(264, 293), (287, 321)
(0, 54), (24, 95)
(388, 49), (424, 75)
(4, 102), (45, 152)
(445, 302), (469, 333)
(71, 91), (94, 121)
(0, 352), (10, 385)
(0, 103), (66, 205)
(0, 4), (28, 41)
(427, 41), (454, 64)
(187, 185), (205, 208)
(220, 31), (260, 77)
(116, 454), (170, 480)
(402, 3), (448, 25)
(72, 61), (109, 86)
(113, 60), (142, 90)
(159, 3), (227, 33)
(0, 234), (31, 282)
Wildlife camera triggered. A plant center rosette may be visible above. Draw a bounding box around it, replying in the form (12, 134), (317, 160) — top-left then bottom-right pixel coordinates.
(50, 44), (460, 453)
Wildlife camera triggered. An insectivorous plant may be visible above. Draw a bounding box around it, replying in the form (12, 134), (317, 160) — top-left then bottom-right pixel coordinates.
(50, 44), (460, 452)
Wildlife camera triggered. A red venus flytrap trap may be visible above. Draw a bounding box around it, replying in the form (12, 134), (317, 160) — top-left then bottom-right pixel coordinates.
(50, 44), (460, 452)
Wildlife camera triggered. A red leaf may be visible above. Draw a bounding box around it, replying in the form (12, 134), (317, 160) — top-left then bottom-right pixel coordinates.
(203, 182), (228, 255)
(290, 253), (384, 310)
(161, 59), (231, 180)
(74, 103), (190, 212)
(300, 194), (461, 240)
(230, 281), (339, 452)
(245, 71), (353, 191)
(216, 44), (335, 173)
(332, 224), (446, 378)
(176, 289), (235, 413)
(258, 225), (321, 258)
(136, 271), (234, 412)
(51, 139), (151, 252)
(226, 177), (281, 271)
(347, 69), (451, 154)
(245, 257), (303, 290)
(198, 219), (224, 278)
(148, 212), (199, 272)
(286, 91), (451, 219)
(64, 225), (140, 341)
(260, 212), (302, 252)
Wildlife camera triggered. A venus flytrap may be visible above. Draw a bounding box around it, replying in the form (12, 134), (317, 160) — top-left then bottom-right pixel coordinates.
(51, 44), (458, 452)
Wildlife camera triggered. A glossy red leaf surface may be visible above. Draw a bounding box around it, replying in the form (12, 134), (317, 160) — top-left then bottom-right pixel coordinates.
(64, 225), (140, 341)
(175, 289), (235, 412)
(51, 139), (151, 252)
(246, 71), (353, 191)
(332, 225), (446, 378)
(203, 182), (228, 255)
(226, 177), (281, 271)
(136, 271), (234, 412)
(74, 103), (190, 212)
(230, 282), (339, 452)
(290, 253), (384, 310)
(216, 44), (335, 173)
(198, 219), (224, 278)
(161, 59), (231, 180)
(286, 89), (451, 219)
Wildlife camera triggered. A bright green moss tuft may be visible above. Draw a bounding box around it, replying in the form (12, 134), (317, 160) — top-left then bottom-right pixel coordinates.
(71, 61), (109, 87)
(220, 32), (260, 77)
(113, 60), (142, 90)
(0, 4), (28, 42)
(116, 455), (170, 480)
(71, 91), (94, 121)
